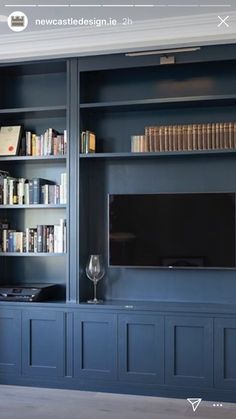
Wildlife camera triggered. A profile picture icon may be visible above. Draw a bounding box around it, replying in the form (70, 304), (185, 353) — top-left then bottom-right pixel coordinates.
(8, 11), (28, 32)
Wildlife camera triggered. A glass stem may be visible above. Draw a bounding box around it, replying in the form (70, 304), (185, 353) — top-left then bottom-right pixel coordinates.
(94, 281), (97, 301)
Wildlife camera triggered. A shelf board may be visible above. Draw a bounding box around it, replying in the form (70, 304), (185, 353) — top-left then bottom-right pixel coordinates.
(0, 204), (67, 209)
(0, 105), (67, 117)
(0, 252), (66, 257)
(0, 155), (66, 162)
(80, 149), (236, 159)
(80, 95), (236, 111)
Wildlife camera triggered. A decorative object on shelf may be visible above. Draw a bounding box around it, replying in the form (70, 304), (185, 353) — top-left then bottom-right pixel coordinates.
(86, 254), (105, 304)
(81, 130), (96, 153)
(0, 126), (22, 156)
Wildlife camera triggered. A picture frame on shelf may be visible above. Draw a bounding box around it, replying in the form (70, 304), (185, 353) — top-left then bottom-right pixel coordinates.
(0, 125), (23, 156)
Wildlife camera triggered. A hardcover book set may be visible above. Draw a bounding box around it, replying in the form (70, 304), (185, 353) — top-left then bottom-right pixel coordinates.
(132, 122), (236, 153)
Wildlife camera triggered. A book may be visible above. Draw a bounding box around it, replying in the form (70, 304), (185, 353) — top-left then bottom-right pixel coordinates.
(164, 126), (169, 151)
(31, 133), (37, 156)
(234, 123), (236, 148)
(17, 178), (26, 205)
(224, 122), (229, 149)
(37, 225), (43, 253)
(15, 232), (23, 253)
(19, 135), (26, 156)
(3, 176), (16, 205)
(48, 128), (59, 155)
(26, 131), (32, 156)
(172, 126), (177, 151)
(64, 129), (68, 155)
(0, 220), (9, 252)
(211, 123), (216, 149)
(86, 130), (96, 153)
(24, 182), (29, 205)
(207, 124), (212, 150)
(28, 180), (34, 205)
(229, 122), (234, 148)
(48, 226), (54, 253)
(159, 126), (165, 151)
(81, 130), (96, 153)
(219, 122), (224, 149)
(177, 126), (182, 151)
(202, 124), (207, 150)
(32, 178), (55, 204)
(183, 125), (188, 151)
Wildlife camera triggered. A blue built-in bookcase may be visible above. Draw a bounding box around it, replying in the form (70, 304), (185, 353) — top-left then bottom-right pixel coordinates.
(0, 44), (236, 401)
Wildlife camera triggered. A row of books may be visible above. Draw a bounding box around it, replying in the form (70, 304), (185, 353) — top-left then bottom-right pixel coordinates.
(0, 219), (66, 253)
(20, 128), (67, 156)
(80, 130), (96, 153)
(131, 122), (236, 152)
(0, 175), (67, 205)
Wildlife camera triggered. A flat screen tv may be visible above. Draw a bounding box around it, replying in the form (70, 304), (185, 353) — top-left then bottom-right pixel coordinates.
(108, 193), (236, 269)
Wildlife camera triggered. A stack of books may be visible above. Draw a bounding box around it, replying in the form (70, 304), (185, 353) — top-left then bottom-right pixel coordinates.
(131, 122), (236, 152)
(1, 219), (67, 253)
(20, 128), (67, 156)
(80, 130), (96, 153)
(0, 175), (67, 205)
(131, 135), (148, 153)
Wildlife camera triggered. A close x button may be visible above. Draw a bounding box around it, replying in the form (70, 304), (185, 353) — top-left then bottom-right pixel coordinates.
(217, 16), (230, 27)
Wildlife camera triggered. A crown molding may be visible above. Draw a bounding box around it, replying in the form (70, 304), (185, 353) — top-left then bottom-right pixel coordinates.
(0, 12), (235, 62)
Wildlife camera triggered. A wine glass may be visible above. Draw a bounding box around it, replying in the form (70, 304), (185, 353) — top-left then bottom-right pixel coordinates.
(86, 254), (105, 304)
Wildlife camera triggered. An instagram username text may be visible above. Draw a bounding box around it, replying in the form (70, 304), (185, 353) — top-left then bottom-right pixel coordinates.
(35, 17), (133, 27)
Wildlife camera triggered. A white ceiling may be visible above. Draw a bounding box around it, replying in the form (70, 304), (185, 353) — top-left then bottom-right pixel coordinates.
(0, 1), (235, 61)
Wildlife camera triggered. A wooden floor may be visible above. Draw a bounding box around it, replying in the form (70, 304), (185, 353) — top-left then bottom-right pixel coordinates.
(0, 385), (235, 419)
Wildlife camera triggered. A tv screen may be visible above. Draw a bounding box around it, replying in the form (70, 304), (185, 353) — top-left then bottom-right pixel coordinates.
(109, 193), (236, 268)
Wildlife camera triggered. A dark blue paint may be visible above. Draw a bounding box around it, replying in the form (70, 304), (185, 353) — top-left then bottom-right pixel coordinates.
(165, 316), (213, 387)
(0, 309), (21, 374)
(118, 314), (164, 384)
(22, 310), (65, 378)
(215, 318), (236, 391)
(74, 312), (117, 380)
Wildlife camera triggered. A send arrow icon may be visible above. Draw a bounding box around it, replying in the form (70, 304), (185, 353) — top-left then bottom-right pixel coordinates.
(187, 398), (202, 412)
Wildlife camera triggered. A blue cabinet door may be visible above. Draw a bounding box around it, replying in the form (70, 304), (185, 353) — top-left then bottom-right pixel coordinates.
(118, 314), (164, 384)
(0, 308), (21, 375)
(165, 316), (213, 388)
(74, 312), (117, 380)
(215, 318), (236, 390)
(22, 310), (65, 378)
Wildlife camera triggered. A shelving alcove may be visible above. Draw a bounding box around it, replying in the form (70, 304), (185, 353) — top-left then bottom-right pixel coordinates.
(0, 60), (69, 299)
(78, 45), (236, 304)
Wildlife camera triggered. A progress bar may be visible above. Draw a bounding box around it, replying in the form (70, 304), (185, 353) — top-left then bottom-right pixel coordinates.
(4, 4), (232, 8)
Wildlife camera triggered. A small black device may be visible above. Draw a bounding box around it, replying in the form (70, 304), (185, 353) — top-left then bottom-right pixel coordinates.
(0, 284), (58, 302)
